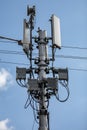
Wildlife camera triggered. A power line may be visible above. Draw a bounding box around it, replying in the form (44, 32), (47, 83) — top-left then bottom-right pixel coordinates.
(0, 59), (87, 72)
(69, 68), (87, 72)
(0, 36), (87, 50)
(0, 49), (24, 55)
(62, 45), (87, 50)
(0, 49), (87, 60)
(0, 36), (19, 42)
(56, 55), (87, 60)
(0, 40), (17, 43)
(0, 60), (29, 66)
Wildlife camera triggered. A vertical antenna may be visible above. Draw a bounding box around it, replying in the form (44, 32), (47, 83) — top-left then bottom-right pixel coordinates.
(27, 5), (36, 78)
(23, 19), (30, 55)
(51, 14), (61, 49)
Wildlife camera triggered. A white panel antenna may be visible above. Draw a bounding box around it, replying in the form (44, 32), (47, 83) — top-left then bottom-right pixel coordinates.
(51, 14), (61, 49)
(23, 19), (30, 52)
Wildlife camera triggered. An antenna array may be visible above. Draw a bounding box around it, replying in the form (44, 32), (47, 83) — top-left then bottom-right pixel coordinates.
(16, 5), (69, 130)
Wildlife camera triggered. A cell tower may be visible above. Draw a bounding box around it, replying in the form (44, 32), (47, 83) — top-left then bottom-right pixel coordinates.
(16, 5), (69, 130)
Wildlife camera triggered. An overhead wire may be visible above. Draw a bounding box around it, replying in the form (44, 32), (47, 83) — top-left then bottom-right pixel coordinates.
(62, 45), (87, 50)
(0, 43), (85, 51)
(0, 36), (87, 50)
(0, 60), (29, 66)
(0, 37), (87, 72)
(0, 59), (87, 72)
(0, 40), (17, 43)
(0, 36), (19, 42)
(56, 55), (87, 60)
(0, 49), (87, 60)
(69, 68), (87, 72)
(0, 37), (87, 61)
(0, 50), (24, 55)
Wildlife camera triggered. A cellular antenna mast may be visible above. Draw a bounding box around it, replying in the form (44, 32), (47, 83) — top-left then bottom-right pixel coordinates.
(16, 5), (69, 130)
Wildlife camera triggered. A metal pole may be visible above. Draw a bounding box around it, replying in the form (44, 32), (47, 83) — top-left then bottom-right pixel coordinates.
(38, 29), (48, 130)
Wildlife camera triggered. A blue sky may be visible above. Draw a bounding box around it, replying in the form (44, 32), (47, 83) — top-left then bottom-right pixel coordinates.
(0, 0), (87, 130)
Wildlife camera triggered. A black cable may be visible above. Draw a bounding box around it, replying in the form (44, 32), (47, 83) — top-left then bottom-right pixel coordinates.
(31, 97), (39, 124)
(0, 59), (87, 72)
(47, 112), (50, 130)
(55, 81), (70, 102)
(20, 80), (27, 88)
(56, 55), (87, 60)
(32, 106), (39, 124)
(24, 94), (31, 109)
(16, 80), (22, 87)
(32, 117), (35, 130)
(30, 97), (39, 111)
(0, 36), (19, 42)
(69, 67), (87, 72)
(1, 59), (87, 72)
(0, 40), (17, 43)
(0, 49), (87, 60)
(0, 50), (24, 55)
(62, 45), (87, 50)
(16, 80), (27, 88)
(0, 36), (87, 50)
(31, 94), (39, 103)
(24, 93), (39, 123)
(0, 60), (29, 66)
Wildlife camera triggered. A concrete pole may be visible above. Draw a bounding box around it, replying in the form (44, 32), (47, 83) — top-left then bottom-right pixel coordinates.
(38, 29), (48, 130)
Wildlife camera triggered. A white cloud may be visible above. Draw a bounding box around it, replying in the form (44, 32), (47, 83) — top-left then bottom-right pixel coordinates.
(0, 119), (14, 130)
(0, 68), (13, 91)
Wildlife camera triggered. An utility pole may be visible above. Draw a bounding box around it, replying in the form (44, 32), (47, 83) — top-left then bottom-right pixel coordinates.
(16, 5), (69, 130)
(37, 30), (48, 130)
